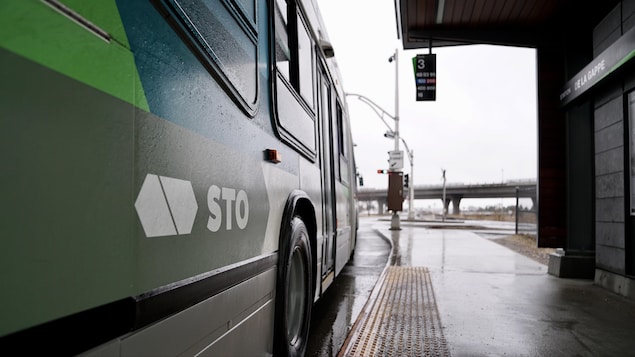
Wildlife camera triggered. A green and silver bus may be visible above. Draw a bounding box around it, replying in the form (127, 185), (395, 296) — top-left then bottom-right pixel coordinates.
(0, 0), (357, 355)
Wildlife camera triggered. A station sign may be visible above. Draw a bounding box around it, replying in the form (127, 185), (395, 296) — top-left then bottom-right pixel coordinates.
(413, 54), (436, 101)
(388, 150), (404, 170)
(560, 26), (635, 106)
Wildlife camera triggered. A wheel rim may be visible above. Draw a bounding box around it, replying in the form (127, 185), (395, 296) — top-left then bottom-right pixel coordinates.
(286, 245), (307, 346)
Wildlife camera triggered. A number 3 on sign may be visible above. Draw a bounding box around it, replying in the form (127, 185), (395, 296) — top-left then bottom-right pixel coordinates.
(417, 58), (425, 69)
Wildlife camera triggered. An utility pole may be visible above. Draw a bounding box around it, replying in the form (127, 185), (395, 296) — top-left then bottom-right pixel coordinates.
(390, 48), (400, 230)
(400, 139), (414, 221)
(345, 49), (405, 230)
(407, 148), (414, 220)
(442, 169), (447, 222)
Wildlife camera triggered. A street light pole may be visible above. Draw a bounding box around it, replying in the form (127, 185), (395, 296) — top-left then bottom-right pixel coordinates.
(408, 149), (414, 220)
(396, 137), (414, 220)
(393, 49), (400, 153)
(389, 48), (400, 230)
(442, 169), (447, 222)
(345, 48), (404, 230)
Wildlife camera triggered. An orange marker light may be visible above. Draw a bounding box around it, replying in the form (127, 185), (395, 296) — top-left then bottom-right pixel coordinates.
(266, 149), (282, 163)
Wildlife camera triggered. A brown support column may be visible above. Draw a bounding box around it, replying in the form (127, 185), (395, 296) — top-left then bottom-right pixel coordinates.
(536, 45), (567, 248)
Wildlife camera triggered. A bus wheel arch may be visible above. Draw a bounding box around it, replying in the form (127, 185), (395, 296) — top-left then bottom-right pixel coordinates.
(274, 191), (317, 357)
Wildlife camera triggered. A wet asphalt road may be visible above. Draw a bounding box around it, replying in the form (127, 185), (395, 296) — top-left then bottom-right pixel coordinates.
(306, 217), (391, 357)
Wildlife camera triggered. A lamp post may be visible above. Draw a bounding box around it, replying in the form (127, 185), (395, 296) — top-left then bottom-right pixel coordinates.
(389, 49), (400, 230)
(345, 93), (395, 132)
(390, 49), (400, 157)
(345, 49), (403, 229)
(404, 143), (414, 220)
(442, 169), (446, 222)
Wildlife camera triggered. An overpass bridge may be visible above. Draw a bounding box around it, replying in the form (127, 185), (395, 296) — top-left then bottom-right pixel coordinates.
(357, 180), (537, 214)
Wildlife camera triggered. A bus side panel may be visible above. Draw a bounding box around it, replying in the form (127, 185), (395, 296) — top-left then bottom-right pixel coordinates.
(81, 268), (276, 356)
(334, 182), (352, 277)
(335, 226), (352, 277)
(299, 158), (324, 301)
(0, 48), (137, 338)
(123, 268), (275, 356)
(132, 108), (274, 291)
(116, 0), (288, 292)
(0, 0), (149, 110)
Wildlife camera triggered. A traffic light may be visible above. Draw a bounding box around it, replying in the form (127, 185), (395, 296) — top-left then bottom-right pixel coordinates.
(404, 174), (409, 188)
(377, 169), (388, 174)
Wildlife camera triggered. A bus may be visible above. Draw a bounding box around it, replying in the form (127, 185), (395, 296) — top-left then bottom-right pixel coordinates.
(0, 0), (358, 355)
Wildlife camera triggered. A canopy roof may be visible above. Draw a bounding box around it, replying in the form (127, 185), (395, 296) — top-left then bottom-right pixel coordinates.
(395, 0), (619, 49)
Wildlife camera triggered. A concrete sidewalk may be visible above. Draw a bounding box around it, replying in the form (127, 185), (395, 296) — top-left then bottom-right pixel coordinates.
(341, 218), (635, 356)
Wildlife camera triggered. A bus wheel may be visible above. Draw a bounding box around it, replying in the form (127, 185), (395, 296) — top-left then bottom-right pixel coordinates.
(275, 216), (313, 357)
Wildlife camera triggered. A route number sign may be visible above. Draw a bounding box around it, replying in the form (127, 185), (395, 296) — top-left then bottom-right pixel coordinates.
(413, 54), (436, 101)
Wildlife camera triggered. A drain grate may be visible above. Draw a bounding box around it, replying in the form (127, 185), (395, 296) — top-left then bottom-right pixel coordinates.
(339, 266), (450, 357)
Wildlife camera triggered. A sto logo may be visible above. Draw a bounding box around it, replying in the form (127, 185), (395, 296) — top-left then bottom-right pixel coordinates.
(134, 174), (250, 238)
(134, 174), (198, 237)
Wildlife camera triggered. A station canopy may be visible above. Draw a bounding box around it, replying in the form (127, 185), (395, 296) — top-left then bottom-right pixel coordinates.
(395, 0), (619, 49)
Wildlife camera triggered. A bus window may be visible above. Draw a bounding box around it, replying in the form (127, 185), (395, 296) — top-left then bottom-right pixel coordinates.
(235, 0), (256, 25)
(274, 0), (314, 109)
(273, 0), (317, 158)
(297, 15), (314, 106)
(337, 101), (349, 160)
(336, 101), (350, 185)
(274, 0), (291, 80)
(164, 0), (258, 113)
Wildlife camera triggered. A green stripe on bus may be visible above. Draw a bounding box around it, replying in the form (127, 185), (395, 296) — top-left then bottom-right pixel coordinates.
(0, 0), (149, 111)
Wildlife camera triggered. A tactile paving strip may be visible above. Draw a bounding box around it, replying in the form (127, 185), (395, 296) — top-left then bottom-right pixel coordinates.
(339, 266), (450, 357)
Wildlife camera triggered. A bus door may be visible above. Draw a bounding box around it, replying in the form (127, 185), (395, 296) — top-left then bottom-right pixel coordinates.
(318, 65), (336, 288)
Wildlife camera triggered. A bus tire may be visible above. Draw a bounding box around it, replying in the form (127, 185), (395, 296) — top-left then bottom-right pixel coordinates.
(274, 216), (313, 357)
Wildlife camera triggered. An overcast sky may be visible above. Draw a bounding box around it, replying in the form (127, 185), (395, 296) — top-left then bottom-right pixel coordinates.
(317, 0), (538, 195)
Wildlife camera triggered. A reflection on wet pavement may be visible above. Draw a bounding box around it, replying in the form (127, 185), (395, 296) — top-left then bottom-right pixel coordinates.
(309, 217), (635, 356)
(306, 222), (391, 357)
